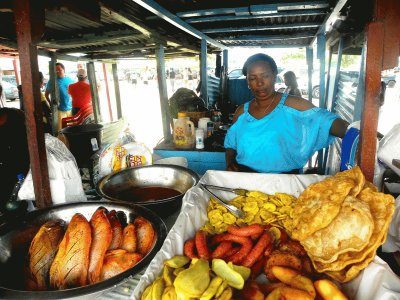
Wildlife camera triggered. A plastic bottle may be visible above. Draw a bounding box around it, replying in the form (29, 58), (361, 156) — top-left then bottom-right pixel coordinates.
(196, 128), (204, 149)
(173, 112), (195, 149)
(5, 173), (25, 212)
(198, 117), (211, 139)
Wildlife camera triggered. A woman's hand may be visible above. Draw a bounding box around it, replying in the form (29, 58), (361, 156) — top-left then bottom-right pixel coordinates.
(226, 161), (240, 172)
(225, 148), (239, 171)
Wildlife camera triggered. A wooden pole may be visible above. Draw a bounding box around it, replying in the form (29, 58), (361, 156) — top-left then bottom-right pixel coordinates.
(358, 22), (384, 182)
(112, 63), (122, 119)
(155, 44), (171, 139)
(13, 0), (52, 208)
(102, 63), (113, 121)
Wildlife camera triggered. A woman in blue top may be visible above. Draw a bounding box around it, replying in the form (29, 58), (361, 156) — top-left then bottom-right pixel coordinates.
(224, 53), (349, 173)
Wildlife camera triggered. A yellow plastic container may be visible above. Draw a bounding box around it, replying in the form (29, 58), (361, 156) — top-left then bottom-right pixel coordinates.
(173, 112), (195, 149)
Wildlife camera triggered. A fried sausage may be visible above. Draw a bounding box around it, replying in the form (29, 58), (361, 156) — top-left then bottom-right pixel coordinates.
(227, 224), (264, 237)
(195, 230), (210, 260)
(211, 241), (233, 259)
(242, 232), (272, 268)
(184, 238), (198, 259)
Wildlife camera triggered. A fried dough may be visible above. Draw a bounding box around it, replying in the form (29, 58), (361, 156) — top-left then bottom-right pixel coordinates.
(302, 196), (373, 264)
(291, 167), (365, 241)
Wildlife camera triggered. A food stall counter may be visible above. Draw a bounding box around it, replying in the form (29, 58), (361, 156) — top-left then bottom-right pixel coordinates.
(153, 139), (226, 175)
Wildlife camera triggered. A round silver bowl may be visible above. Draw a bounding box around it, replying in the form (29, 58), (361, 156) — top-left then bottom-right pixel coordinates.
(96, 165), (200, 217)
(0, 201), (167, 299)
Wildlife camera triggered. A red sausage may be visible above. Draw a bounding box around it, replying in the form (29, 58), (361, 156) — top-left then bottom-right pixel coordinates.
(242, 232), (272, 267)
(222, 246), (241, 259)
(211, 241), (233, 259)
(226, 241), (253, 264)
(184, 238), (198, 259)
(227, 224), (264, 237)
(264, 242), (274, 257)
(250, 256), (266, 279)
(195, 230), (210, 260)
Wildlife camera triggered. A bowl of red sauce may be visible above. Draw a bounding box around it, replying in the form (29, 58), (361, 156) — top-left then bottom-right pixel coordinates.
(96, 165), (199, 217)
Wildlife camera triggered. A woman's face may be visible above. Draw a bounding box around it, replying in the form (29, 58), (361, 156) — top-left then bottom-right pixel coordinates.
(247, 60), (276, 100)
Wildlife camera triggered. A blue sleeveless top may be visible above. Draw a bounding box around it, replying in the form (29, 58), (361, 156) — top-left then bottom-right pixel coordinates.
(224, 93), (338, 173)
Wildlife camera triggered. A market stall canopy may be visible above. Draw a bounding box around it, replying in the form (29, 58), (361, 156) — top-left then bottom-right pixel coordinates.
(0, 0), (370, 60)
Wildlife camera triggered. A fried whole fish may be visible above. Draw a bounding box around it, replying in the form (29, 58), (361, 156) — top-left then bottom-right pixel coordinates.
(88, 207), (112, 284)
(121, 223), (137, 252)
(49, 213), (92, 289)
(100, 249), (143, 281)
(27, 219), (65, 290)
(134, 216), (155, 255)
(107, 210), (123, 250)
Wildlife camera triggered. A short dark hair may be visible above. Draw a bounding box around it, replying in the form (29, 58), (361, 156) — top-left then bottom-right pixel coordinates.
(38, 72), (44, 84)
(55, 62), (65, 70)
(242, 53), (278, 77)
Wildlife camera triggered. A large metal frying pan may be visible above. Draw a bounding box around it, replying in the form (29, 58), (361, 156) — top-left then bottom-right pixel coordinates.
(0, 201), (167, 299)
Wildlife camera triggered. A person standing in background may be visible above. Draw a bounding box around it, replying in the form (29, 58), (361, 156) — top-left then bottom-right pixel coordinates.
(39, 72), (53, 134)
(283, 71), (302, 97)
(45, 62), (74, 132)
(68, 68), (92, 115)
(170, 68), (176, 92)
(0, 84), (5, 108)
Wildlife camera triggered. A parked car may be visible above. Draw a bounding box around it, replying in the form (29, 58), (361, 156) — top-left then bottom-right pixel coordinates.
(227, 68), (243, 79)
(1, 81), (19, 101)
(274, 74), (288, 93)
(1, 75), (17, 86)
(382, 73), (396, 88)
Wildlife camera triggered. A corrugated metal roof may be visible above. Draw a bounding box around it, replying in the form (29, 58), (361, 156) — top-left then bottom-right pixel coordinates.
(0, 0), (370, 60)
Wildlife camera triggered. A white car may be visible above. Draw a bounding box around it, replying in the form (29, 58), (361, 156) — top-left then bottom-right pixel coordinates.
(1, 81), (19, 101)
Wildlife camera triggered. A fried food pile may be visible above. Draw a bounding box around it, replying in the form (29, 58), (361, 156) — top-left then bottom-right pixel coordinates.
(202, 191), (296, 234)
(27, 207), (155, 290)
(289, 167), (395, 282)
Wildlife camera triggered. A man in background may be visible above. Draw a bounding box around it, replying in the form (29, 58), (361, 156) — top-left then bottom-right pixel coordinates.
(45, 62), (74, 132)
(68, 68), (92, 115)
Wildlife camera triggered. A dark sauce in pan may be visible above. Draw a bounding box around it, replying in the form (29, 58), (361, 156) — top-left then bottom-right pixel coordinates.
(116, 186), (181, 202)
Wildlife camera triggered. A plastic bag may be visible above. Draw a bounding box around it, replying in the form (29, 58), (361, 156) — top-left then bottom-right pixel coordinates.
(18, 134), (86, 207)
(378, 123), (400, 177)
(96, 128), (152, 181)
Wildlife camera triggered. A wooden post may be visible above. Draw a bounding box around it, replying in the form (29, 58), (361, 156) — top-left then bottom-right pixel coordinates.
(14, 0), (52, 208)
(358, 22), (384, 182)
(156, 44), (171, 139)
(112, 63), (122, 119)
(12, 59), (20, 85)
(87, 62), (101, 123)
(200, 39), (208, 107)
(102, 63), (113, 121)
